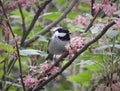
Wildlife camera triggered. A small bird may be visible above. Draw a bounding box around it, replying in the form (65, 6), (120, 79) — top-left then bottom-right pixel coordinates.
(45, 27), (70, 61)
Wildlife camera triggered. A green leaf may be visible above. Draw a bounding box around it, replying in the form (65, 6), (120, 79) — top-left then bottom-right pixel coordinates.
(78, 4), (90, 11)
(19, 49), (46, 56)
(84, 63), (100, 72)
(41, 12), (77, 21)
(67, 12), (77, 19)
(0, 56), (5, 64)
(41, 12), (61, 21)
(90, 24), (101, 34)
(0, 43), (14, 53)
(94, 44), (120, 51)
(78, 52), (103, 62)
(55, 0), (65, 3)
(67, 71), (92, 86)
(38, 35), (48, 42)
(105, 30), (120, 38)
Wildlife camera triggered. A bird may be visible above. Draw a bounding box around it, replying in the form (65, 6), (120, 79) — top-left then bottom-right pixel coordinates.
(45, 27), (70, 61)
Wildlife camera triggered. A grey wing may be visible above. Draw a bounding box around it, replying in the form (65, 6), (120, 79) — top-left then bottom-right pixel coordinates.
(45, 39), (53, 61)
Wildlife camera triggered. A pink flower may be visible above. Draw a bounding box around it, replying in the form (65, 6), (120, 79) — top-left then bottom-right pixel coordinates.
(85, 0), (91, 4)
(93, 3), (116, 17)
(102, 0), (109, 4)
(7, 1), (17, 9)
(29, 65), (37, 72)
(1, 24), (7, 36)
(17, 0), (30, 7)
(11, 52), (18, 60)
(49, 66), (59, 75)
(66, 35), (85, 58)
(115, 18), (120, 28)
(102, 4), (116, 17)
(13, 35), (19, 48)
(93, 4), (102, 12)
(1, 24), (9, 41)
(73, 15), (87, 26)
(41, 62), (49, 71)
(33, 0), (39, 3)
(24, 75), (39, 88)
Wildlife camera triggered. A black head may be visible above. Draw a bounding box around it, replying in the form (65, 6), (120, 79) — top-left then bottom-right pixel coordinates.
(55, 28), (70, 41)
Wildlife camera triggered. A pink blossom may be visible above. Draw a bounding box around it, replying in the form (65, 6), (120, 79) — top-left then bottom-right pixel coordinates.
(115, 18), (120, 28)
(93, 4), (102, 12)
(29, 65), (37, 72)
(13, 35), (19, 48)
(33, 0), (39, 3)
(24, 75), (39, 88)
(73, 15), (87, 26)
(112, 82), (120, 91)
(1, 24), (9, 41)
(17, 0), (30, 7)
(1, 24), (7, 36)
(41, 62), (49, 71)
(102, 4), (116, 17)
(11, 52), (18, 60)
(93, 3), (116, 17)
(102, 0), (109, 4)
(85, 0), (91, 4)
(66, 35), (85, 58)
(7, 1), (17, 9)
(49, 66), (59, 75)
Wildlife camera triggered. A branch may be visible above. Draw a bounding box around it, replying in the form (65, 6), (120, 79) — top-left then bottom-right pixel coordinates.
(85, 9), (101, 32)
(0, 1), (25, 91)
(18, 4), (26, 36)
(91, 0), (95, 16)
(23, 0), (79, 47)
(20, 0), (52, 47)
(33, 21), (115, 91)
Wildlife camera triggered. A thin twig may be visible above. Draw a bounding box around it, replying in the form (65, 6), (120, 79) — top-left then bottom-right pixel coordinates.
(18, 4), (26, 36)
(20, 0), (52, 47)
(91, 0), (95, 16)
(23, 0), (79, 47)
(33, 21), (115, 91)
(85, 9), (101, 32)
(0, 1), (26, 91)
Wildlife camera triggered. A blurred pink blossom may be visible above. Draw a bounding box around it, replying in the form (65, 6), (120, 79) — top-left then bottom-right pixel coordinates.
(17, 0), (30, 7)
(66, 35), (85, 58)
(24, 75), (39, 88)
(41, 62), (49, 71)
(7, 0), (30, 9)
(13, 35), (19, 48)
(102, 0), (109, 4)
(102, 4), (116, 17)
(11, 52), (18, 60)
(85, 0), (91, 4)
(1, 24), (9, 41)
(93, 3), (116, 17)
(7, 1), (17, 9)
(33, 0), (39, 3)
(93, 4), (102, 12)
(115, 18), (120, 28)
(29, 65), (37, 72)
(49, 66), (59, 75)
(73, 15), (87, 26)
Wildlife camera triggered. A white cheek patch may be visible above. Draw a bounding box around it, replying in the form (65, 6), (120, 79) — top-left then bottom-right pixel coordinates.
(58, 32), (66, 37)
(53, 31), (66, 38)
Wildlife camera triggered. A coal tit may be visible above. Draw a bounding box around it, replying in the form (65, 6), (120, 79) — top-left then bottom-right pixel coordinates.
(45, 27), (70, 61)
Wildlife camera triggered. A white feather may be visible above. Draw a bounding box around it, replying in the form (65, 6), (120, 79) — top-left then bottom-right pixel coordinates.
(52, 31), (66, 39)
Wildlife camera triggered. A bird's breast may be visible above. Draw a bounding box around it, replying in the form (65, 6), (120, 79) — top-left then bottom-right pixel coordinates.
(48, 38), (68, 55)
